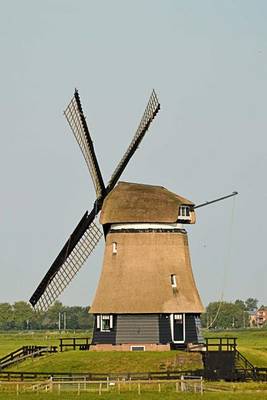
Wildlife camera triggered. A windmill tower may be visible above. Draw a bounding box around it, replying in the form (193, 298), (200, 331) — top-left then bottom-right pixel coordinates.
(30, 90), (237, 350)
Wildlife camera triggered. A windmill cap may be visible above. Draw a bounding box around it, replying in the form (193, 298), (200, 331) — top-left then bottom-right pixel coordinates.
(100, 181), (194, 225)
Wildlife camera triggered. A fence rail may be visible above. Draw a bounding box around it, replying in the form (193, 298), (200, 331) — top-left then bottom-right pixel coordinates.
(0, 376), (204, 395)
(0, 369), (203, 382)
(0, 346), (57, 370)
(59, 337), (90, 351)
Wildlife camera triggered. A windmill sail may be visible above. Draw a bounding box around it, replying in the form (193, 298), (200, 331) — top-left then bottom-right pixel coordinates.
(107, 90), (160, 192)
(64, 90), (105, 198)
(30, 89), (160, 311)
(29, 211), (102, 311)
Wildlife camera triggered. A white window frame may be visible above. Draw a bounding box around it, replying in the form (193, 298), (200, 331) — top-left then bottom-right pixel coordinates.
(178, 206), (191, 221)
(98, 314), (113, 332)
(171, 274), (177, 288)
(130, 345), (145, 351)
(170, 313), (185, 344)
(112, 242), (117, 254)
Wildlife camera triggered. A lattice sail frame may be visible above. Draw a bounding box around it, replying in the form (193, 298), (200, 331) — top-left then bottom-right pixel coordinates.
(64, 91), (105, 198)
(34, 222), (102, 311)
(107, 90), (160, 190)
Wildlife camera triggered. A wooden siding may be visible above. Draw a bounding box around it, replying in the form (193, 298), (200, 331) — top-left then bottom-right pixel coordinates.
(185, 314), (203, 343)
(159, 314), (172, 344)
(91, 313), (203, 346)
(115, 314), (159, 344)
(91, 315), (116, 345)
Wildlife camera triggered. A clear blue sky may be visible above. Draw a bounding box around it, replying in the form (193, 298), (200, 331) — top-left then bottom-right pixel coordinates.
(0, 1), (266, 307)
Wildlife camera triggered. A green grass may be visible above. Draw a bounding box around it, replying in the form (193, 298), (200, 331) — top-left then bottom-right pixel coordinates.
(0, 331), (91, 358)
(1, 330), (267, 398)
(1, 329), (266, 376)
(0, 392), (267, 399)
(7, 350), (202, 373)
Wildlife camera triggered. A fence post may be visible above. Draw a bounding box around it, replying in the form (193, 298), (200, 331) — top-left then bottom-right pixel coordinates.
(200, 377), (203, 395)
(58, 383), (61, 395)
(106, 376), (109, 391)
(16, 383), (19, 396)
(77, 382), (80, 395)
(158, 383), (161, 392)
(129, 377), (132, 391)
(176, 381), (179, 392)
(181, 375), (185, 392)
(138, 382), (141, 395)
(99, 382), (102, 395)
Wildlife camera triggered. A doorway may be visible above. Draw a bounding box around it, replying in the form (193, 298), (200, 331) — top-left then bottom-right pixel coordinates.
(171, 313), (185, 343)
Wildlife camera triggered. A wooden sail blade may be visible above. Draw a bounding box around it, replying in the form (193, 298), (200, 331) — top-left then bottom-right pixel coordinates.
(106, 90), (160, 192)
(64, 90), (105, 198)
(29, 211), (103, 311)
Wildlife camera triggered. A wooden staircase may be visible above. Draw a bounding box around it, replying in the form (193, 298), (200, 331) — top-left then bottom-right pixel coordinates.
(203, 337), (267, 381)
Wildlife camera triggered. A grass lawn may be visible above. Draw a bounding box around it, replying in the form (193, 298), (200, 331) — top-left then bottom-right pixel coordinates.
(0, 329), (266, 398)
(0, 331), (91, 358)
(0, 392), (267, 399)
(0, 329), (266, 377)
(7, 350), (202, 373)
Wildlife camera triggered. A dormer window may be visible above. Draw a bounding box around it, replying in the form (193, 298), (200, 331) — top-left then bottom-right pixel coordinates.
(178, 205), (191, 221)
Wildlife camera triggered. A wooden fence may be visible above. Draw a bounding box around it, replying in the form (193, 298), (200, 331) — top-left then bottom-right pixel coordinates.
(0, 376), (204, 395)
(0, 369), (202, 382)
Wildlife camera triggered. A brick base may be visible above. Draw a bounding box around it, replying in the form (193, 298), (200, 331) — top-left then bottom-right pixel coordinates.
(90, 343), (171, 351)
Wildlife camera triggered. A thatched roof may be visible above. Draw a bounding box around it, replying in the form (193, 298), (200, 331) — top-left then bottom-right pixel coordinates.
(100, 182), (194, 224)
(90, 230), (204, 314)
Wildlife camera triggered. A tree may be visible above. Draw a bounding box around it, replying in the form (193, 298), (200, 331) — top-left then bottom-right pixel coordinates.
(234, 299), (246, 310)
(202, 300), (249, 329)
(13, 301), (33, 329)
(245, 298), (258, 312)
(0, 303), (14, 329)
(42, 301), (65, 329)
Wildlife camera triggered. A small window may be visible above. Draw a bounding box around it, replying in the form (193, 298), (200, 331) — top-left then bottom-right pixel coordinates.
(98, 315), (113, 332)
(174, 313), (183, 322)
(178, 206), (190, 220)
(131, 346), (145, 351)
(112, 242), (117, 254)
(171, 274), (177, 288)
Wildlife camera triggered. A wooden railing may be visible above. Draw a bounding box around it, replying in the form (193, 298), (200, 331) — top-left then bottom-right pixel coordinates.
(0, 346), (57, 370)
(205, 337), (237, 352)
(0, 369), (203, 382)
(59, 337), (90, 351)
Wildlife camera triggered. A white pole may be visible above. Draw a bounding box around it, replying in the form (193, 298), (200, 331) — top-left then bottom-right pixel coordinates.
(200, 377), (203, 395)
(58, 312), (61, 331)
(181, 375), (184, 392)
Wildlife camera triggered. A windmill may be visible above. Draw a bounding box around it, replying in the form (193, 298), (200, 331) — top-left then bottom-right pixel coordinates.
(30, 90), (237, 350)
